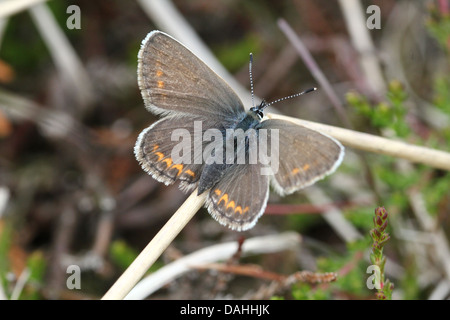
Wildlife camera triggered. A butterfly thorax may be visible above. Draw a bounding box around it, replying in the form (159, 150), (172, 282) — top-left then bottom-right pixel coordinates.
(234, 110), (262, 131)
(197, 108), (264, 195)
(232, 99), (266, 132)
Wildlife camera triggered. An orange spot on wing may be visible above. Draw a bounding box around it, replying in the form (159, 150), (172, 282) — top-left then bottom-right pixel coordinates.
(171, 164), (183, 176)
(214, 189), (221, 196)
(226, 201), (235, 210)
(157, 80), (164, 88)
(156, 70), (163, 77)
(162, 157), (173, 167)
(155, 152), (164, 161)
(153, 144), (159, 151)
(235, 206), (243, 214)
(185, 169), (195, 178)
(243, 207), (249, 214)
(218, 193), (228, 206)
(292, 164), (310, 175)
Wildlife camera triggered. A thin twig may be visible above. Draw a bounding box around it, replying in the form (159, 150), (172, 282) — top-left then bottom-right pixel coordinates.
(277, 17), (383, 204)
(267, 113), (450, 171)
(381, 1), (450, 129)
(101, 189), (207, 300)
(304, 186), (362, 242)
(0, 89), (89, 149)
(136, 0), (254, 108)
(0, 186), (10, 219)
(408, 190), (450, 282)
(10, 268), (30, 300)
(29, 3), (94, 108)
(337, 0), (386, 97)
(124, 232), (302, 300)
(277, 18), (350, 126)
(0, 282), (6, 300)
(0, 16), (9, 51)
(0, 0), (48, 19)
(428, 280), (450, 300)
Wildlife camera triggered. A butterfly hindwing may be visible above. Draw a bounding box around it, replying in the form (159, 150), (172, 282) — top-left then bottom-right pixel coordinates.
(135, 116), (222, 192)
(206, 162), (270, 231)
(258, 119), (344, 195)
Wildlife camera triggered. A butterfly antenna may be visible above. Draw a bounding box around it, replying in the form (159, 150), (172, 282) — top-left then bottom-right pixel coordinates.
(265, 87), (317, 108)
(249, 53), (255, 108)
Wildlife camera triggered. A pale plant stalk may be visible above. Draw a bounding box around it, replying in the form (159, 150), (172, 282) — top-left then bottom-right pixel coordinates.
(267, 113), (450, 171)
(101, 190), (207, 300)
(0, 0), (48, 19)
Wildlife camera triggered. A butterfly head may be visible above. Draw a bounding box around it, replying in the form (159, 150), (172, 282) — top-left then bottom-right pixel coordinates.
(247, 53), (317, 121)
(249, 99), (269, 120)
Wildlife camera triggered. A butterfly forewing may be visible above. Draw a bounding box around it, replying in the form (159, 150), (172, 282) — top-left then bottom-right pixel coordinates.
(138, 31), (246, 120)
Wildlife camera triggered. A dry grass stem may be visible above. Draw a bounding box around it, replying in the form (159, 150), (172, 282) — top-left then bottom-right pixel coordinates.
(102, 190), (207, 300)
(125, 232), (301, 300)
(268, 113), (450, 171)
(0, 0), (48, 19)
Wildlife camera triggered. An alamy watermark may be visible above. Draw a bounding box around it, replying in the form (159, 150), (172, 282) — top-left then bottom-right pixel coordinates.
(366, 5), (381, 30)
(170, 121), (279, 175)
(66, 5), (81, 30)
(366, 265), (382, 290)
(66, 265), (81, 290)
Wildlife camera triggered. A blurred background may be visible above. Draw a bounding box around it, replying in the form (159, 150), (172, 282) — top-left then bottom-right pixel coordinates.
(0, 0), (449, 300)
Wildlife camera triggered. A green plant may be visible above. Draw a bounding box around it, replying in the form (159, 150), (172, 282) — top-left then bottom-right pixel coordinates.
(369, 207), (394, 300)
(347, 80), (410, 138)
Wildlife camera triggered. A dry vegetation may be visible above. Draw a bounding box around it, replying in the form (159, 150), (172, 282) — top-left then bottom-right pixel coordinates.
(0, 0), (449, 300)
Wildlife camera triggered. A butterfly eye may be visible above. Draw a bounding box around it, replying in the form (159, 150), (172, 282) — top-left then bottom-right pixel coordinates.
(256, 110), (264, 119)
(250, 106), (264, 119)
(251, 100), (267, 112)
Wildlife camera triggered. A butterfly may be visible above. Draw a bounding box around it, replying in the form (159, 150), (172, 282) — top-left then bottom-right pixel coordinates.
(134, 31), (344, 231)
